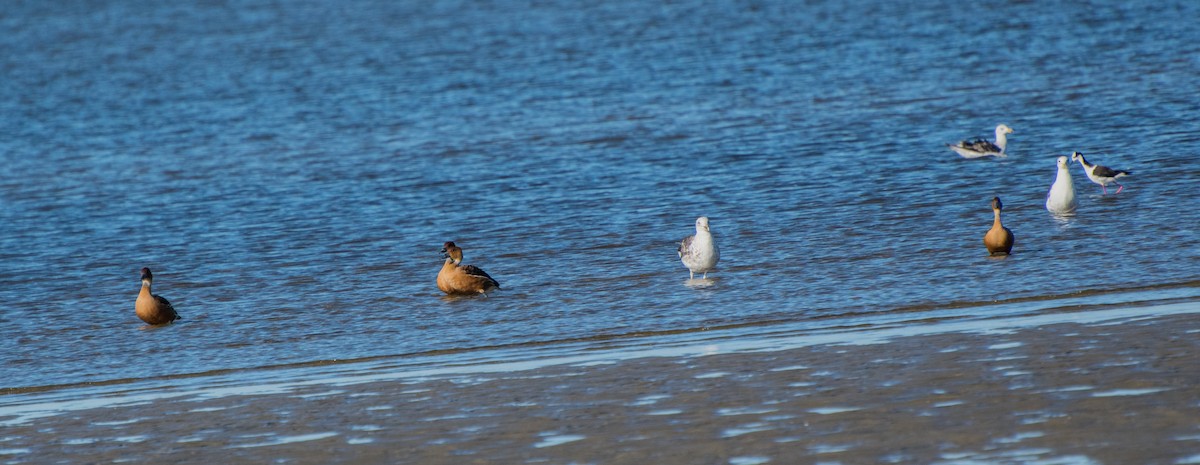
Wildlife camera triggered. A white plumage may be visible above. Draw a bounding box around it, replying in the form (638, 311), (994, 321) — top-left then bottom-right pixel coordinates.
(947, 124), (1014, 159)
(678, 216), (719, 280)
(1046, 156), (1078, 215)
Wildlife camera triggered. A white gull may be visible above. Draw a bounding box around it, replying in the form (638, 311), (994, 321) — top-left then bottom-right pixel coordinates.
(1046, 155), (1078, 215)
(678, 216), (719, 280)
(947, 124), (1014, 159)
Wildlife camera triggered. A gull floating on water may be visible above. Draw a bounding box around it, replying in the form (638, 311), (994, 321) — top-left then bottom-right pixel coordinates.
(437, 241), (500, 296)
(946, 124), (1014, 159)
(1072, 151), (1131, 195)
(678, 216), (719, 280)
(136, 267), (181, 325)
(1046, 156), (1078, 214)
(983, 197), (1014, 256)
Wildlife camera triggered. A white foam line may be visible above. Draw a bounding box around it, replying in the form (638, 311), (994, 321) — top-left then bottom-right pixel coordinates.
(533, 434), (585, 448)
(1092, 388), (1170, 397)
(229, 432), (338, 449)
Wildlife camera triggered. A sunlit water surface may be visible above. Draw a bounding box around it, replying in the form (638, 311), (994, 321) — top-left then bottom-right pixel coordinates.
(1, 0), (1198, 389)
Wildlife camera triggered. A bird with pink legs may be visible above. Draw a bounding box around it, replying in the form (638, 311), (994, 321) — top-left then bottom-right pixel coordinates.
(1071, 151), (1131, 195)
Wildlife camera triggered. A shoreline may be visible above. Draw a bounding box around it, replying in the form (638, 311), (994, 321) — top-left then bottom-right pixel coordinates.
(6, 281), (1199, 396)
(3, 297), (1200, 463)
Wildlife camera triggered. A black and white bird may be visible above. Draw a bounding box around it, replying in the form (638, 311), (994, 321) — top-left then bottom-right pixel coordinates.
(1071, 151), (1131, 195)
(947, 124), (1014, 159)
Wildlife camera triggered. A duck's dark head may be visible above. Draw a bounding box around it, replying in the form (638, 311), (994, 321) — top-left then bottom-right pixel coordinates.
(140, 267), (153, 284)
(441, 241), (463, 263)
(991, 197), (1003, 211)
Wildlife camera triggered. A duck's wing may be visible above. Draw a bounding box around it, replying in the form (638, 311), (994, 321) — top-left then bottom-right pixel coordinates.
(154, 294), (181, 320)
(461, 264), (499, 288)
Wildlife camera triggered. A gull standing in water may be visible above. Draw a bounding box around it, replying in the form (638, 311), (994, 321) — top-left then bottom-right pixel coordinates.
(437, 241), (500, 296)
(947, 124), (1015, 159)
(1046, 156), (1078, 214)
(678, 216), (719, 280)
(1072, 151), (1131, 195)
(983, 197), (1014, 256)
(136, 267), (181, 325)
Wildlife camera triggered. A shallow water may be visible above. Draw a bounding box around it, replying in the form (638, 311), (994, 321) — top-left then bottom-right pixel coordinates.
(2, 0), (1200, 390)
(2, 295), (1199, 464)
(2, 288), (1197, 425)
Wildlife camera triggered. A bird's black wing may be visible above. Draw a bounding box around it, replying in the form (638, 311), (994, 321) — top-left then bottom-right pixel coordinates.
(966, 139), (1001, 152)
(155, 294), (181, 321)
(1093, 165), (1129, 177)
(462, 265), (499, 288)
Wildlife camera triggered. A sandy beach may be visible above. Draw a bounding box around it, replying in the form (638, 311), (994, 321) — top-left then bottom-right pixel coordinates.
(2, 298), (1199, 464)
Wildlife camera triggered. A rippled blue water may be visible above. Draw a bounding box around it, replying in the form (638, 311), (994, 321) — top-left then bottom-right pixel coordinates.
(2, 0), (1198, 389)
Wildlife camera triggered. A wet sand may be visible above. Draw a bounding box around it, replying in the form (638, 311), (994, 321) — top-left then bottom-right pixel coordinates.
(3, 302), (1200, 464)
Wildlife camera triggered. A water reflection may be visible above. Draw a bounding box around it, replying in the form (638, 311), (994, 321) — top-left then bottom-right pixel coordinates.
(683, 278), (718, 289)
(1049, 212), (1077, 229)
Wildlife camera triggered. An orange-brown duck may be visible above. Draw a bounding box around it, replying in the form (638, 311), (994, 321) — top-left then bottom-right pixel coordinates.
(983, 197), (1014, 256)
(136, 267), (181, 325)
(436, 242), (500, 295)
